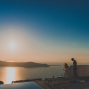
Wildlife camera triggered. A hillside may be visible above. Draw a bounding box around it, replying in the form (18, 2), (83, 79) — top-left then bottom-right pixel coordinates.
(0, 61), (49, 68)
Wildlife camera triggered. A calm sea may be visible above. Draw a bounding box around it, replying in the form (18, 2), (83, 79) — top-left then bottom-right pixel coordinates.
(0, 66), (64, 84)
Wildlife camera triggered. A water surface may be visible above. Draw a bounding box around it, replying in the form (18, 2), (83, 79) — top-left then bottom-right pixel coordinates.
(0, 66), (64, 84)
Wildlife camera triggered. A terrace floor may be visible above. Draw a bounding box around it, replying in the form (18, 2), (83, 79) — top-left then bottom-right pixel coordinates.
(36, 78), (89, 89)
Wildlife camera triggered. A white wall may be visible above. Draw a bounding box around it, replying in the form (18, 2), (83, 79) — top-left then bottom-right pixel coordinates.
(64, 65), (89, 79)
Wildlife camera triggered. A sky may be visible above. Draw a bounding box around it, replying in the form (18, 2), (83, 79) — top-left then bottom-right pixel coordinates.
(0, 1), (89, 64)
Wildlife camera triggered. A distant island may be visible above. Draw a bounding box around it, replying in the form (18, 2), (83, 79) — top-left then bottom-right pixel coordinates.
(0, 61), (49, 68)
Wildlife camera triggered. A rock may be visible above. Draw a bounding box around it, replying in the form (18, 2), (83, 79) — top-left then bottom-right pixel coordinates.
(0, 81), (4, 84)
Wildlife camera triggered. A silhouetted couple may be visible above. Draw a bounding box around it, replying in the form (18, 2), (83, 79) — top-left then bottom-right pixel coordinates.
(71, 58), (78, 79)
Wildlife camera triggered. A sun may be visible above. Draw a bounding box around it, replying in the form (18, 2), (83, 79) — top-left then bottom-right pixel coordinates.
(8, 41), (17, 51)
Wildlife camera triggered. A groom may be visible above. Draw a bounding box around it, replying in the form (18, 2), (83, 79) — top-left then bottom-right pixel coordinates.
(71, 58), (78, 79)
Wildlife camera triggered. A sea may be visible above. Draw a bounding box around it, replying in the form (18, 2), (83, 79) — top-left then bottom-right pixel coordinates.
(0, 66), (64, 84)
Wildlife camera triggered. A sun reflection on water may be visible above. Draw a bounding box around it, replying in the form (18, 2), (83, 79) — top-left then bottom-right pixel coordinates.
(6, 67), (16, 84)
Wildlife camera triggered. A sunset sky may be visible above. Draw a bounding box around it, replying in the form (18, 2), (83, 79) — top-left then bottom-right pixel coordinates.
(0, 1), (89, 64)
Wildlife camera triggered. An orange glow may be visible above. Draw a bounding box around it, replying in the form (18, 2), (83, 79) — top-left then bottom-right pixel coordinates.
(5, 67), (16, 84)
(0, 25), (89, 63)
